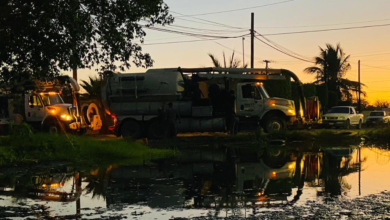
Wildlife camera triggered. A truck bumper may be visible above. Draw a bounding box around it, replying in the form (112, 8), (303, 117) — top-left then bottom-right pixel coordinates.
(366, 120), (385, 126)
(322, 120), (346, 127)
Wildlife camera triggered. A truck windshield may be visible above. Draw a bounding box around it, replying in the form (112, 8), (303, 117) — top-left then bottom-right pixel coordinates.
(40, 94), (64, 106)
(370, 112), (384, 116)
(327, 107), (349, 114)
(259, 86), (270, 99)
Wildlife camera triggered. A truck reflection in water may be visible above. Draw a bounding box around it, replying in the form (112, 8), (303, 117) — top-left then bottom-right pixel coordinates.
(0, 168), (81, 203)
(84, 145), (364, 211)
(0, 144), (365, 215)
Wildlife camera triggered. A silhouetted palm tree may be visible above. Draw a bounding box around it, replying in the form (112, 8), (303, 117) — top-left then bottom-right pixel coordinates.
(208, 51), (247, 69)
(304, 43), (364, 101)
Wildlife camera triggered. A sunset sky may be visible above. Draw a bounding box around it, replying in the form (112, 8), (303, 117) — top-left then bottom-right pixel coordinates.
(71, 0), (390, 104)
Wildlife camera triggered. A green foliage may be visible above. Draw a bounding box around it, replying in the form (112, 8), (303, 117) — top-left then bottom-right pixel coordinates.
(328, 91), (339, 108)
(303, 83), (317, 98)
(80, 77), (104, 100)
(208, 51), (247, 68)
(0, 0), (174, 84)
(0, 130), (174, 167)
(304, 43), (363, 105)
(316, 84), (329, 107)
(263, 78), (292, 99)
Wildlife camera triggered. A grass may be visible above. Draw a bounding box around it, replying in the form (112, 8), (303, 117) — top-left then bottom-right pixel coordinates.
(0, 124), (175, 167)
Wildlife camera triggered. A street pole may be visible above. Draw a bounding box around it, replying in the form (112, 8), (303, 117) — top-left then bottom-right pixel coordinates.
(242, 37), (245, 68)
(263, 60), (271, 74)
(73, 68), (77, 81)
(251, 13), (254, 68)
(358, 60), (361, 112)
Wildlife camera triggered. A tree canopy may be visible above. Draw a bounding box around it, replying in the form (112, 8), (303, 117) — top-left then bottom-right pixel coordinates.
(0, 0), (173, 83)
(304, 43), (364, 102)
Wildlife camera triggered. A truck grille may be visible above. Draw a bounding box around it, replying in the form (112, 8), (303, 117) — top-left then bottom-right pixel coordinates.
(327, 117), (338, 120)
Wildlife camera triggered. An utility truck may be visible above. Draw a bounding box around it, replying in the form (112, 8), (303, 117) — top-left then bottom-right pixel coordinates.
(0, 76), (102, 134)
(102, 67), (308, 139)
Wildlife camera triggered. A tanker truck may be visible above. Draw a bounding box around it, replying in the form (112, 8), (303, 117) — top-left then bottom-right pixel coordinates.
(101, 67), (307, 139)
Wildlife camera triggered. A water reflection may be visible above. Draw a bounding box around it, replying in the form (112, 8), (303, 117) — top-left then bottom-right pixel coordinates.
(83, 145), (364, 209)
(0, 143), (386, 218)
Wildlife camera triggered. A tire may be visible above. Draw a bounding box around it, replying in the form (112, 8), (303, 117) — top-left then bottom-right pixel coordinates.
(121, 120), (142, 139)
(345, 120), (350, 129)
(45, 121), (61, 134)
(357, 120), (362, 129)
(42, 117), (62, 134)
(263, 116), (285, 133)
(147, 120), (167, 139)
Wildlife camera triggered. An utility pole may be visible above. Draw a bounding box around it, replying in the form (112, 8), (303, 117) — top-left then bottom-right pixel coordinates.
(263, 60), (271, 73)
(242, 37), (245, 68)
(73, 68), (77, 81)
(358, 60), (361, 112)
(250, 13), (254, 68)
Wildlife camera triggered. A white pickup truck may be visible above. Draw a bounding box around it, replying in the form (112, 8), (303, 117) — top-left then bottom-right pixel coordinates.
(366, 111), (390, 127)
(322, 106), (364, 129)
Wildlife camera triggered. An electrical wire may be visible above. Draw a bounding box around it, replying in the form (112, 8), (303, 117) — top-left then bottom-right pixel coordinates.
(144, 26), (248, 39)
(256, 32), (312, 60)
(174, 0), (294, 17)
(143, 34), (250, 46)
(254, 35), (314, 63)
(256, 18), (390, 29)
(171, 11), (245, 30)
(262, 23), (390, 36)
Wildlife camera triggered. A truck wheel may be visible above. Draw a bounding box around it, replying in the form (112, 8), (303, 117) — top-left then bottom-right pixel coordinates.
(121, 120), (142, 139)
(264, 116), (285, 133)
(148, 121), (167, 139)
(345, 120), (350, 129)
(45, 121), (61, 134)
(357, 120), (362, 129)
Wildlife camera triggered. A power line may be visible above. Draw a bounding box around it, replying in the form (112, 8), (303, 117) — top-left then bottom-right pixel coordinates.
(256, 18), (390, 29)
(254, 35), (314, 63)
(262, 23), (390, 36)
(142, 35), (248, 46)
(144, 26), (247, 39)
(256, 32), (312, 60)
(171, 11), (245, 30)
(169, 24), (249, 33)
(174, 0), (294, 17)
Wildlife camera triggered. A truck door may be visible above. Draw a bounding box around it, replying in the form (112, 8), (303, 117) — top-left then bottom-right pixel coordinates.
(236, 83), (264, 117)
(25, 95), (46, 122)
(350, 107), (358, 124)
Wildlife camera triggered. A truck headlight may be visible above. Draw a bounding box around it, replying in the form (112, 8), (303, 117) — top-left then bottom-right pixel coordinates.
(287, 109), (296, 115)
(339, 116), (345, 120)
(60, 114), (72, 121)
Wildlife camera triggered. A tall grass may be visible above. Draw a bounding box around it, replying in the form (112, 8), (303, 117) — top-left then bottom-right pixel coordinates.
(0, 124), (174, 167)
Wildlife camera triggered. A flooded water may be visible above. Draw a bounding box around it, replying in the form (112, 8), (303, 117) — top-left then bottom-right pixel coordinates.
(1, 143), (390, 219)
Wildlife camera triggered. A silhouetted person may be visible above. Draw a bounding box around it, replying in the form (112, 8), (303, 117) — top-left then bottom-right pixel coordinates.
(166, 102), (181, 137)
(192, 83), (203, 100)
(226, 90), (237, 134)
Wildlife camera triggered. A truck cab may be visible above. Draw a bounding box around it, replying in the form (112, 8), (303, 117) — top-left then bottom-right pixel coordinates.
(25, 92), (75, 132)
(235, 82), (296, 132)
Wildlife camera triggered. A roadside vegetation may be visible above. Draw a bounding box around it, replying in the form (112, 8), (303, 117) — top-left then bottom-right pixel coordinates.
(0, 123), (175, 167)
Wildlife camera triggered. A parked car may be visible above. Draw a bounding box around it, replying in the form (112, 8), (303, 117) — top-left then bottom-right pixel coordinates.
(322, 106), (364, 129)
(366, 111), (390, 127)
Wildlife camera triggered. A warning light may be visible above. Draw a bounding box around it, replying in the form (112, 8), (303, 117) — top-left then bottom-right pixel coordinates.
(42, 184), (47, 188)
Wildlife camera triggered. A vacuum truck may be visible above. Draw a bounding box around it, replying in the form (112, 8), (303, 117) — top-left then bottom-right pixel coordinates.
(101, 67), (308, 139)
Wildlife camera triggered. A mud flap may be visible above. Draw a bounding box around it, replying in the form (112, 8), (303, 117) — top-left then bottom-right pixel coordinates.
(90, 115), (102, 131)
